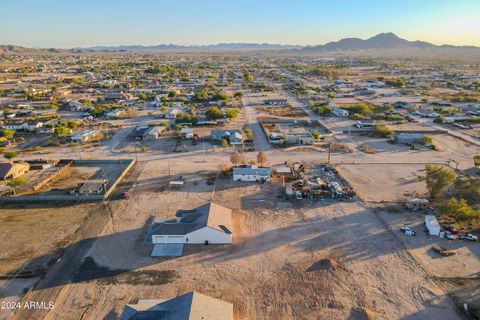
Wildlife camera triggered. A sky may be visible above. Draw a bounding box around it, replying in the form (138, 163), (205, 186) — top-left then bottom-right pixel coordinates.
(1, 0), (479, 48)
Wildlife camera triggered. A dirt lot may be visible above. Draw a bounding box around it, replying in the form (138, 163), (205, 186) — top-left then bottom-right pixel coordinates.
(336, 163), (429, 202)
(0, 203), (101, 320)
(256, 106), (308, 118)
(22, 160), (461, 320)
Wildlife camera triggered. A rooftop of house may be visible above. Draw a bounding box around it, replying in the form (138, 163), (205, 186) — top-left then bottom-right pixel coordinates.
(119, 291), (233, 320)
(150, 202), (232, 236)
(233, 165), (271, 176)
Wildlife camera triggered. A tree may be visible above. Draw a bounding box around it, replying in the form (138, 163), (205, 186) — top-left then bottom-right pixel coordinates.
(438, 197), (479, 221)
(257, 151), (267, 167)
(243, 72), (253, 82)
(424, 164), (456, 199)
(222, 138), (229, 149)
(54, 124), (71, 137)
(372, 125), (394, 138)
(89, 106), (104, 117)
(0, 128), (14, 140)
(225, 108), (240, 119)
(474, 155), (480, 167)
(238, 152), (247, 165)
(67, 120), (78, 129)
(168, 91), (177, 99)
(423, 135), (433, 145)
(206, 107), (223, 120)
(8, 177), (27, 188)
(233, 91), (243, 99)
(4, 151), (17, 159)
(230, 151), (241, 166)
(194, 90), (208, 101)
(138, 93), (148, 101)
(452, 176), (480, 204)
(327, 93), (335, 99)
(245, 129), (253, 139)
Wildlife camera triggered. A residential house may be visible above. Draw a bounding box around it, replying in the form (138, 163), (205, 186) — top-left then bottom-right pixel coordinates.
(143, 126), (166, 141)
(264, 99), (288, 106)
(210, 129), (243, 145)
(69, 129), (99, 143)
(106, 109), (125, 119)
(413, 109), (440, 118)
(356, 120), (377, 128)
(165, 108), (182, 119)
(150, 202), (232, 245)
(180, 128), (194, 139)
(3, 122), (43, 131)
(233, 165), (271, 182)
(394, 132), (425, 145)
(119, 291), (233, 320)
(284, 132), (314, 144)
(332, 108), (349, 117)
(0, 162), (29, 181)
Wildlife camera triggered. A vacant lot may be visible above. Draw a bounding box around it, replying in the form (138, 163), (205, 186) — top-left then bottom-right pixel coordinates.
(0, 203), (102, 320)
(257, 106), (308, 118)
(336, 163), (428, 202)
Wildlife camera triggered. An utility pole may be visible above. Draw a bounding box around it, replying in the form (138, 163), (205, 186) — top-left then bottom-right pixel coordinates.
(327, 144), (331, 164)
(77, 141), (82, 160)
(168, 161), (171, 177)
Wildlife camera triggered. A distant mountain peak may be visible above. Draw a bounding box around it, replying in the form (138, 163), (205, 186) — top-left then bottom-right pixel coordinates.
(303, 32), (439, 52)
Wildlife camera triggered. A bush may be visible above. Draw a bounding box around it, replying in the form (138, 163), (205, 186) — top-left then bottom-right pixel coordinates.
(4, 151), (17, 159)
(372, 125), (394, 138)
(8, 177), (27, 188)
(438, 198), (479, 221)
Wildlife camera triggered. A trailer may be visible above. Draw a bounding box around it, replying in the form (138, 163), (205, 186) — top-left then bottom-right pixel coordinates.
(424, 215), (440, 236)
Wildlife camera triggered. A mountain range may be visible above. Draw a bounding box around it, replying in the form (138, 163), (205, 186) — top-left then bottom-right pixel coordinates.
(301, 32), (479, 52)
(73, 43), (303, 52)
(1, 33), (479, 55)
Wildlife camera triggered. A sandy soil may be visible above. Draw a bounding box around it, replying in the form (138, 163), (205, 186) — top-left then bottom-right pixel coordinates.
(32, 165), (461, 320)
(337, 164), (428, 202)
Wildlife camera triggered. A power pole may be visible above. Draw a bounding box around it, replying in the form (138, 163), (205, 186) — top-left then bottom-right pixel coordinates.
(77, 142), (82, 160)
(327, 144), (331, 164)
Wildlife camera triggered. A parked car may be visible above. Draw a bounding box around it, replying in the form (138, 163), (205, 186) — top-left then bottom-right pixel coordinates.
(295, 191), (303, 200)
(400, 227), (416, 236)
(444, 231), (455, 240)
(443, 225), (458, 234)
(459, 234), (478, 241)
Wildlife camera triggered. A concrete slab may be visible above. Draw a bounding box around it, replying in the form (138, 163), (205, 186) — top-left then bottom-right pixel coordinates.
(151, 243), (184, 257)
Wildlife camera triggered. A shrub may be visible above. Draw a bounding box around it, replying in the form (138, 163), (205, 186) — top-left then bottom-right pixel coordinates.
(8, 177), (27, 188)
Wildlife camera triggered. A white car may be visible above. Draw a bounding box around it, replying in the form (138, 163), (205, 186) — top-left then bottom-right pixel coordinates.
(400, 227), (416, 236)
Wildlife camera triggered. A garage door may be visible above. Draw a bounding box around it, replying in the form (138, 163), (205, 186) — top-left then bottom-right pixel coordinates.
(151, 244), (184, 257)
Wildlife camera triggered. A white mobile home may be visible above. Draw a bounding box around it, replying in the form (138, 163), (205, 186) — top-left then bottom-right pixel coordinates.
(233, 165), (271, 182)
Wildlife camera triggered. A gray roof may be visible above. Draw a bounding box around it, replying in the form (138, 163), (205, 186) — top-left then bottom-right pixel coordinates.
(150, 202), (232, 236)
(120, 291), (233, 320)
(233, 166), (271, 177)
